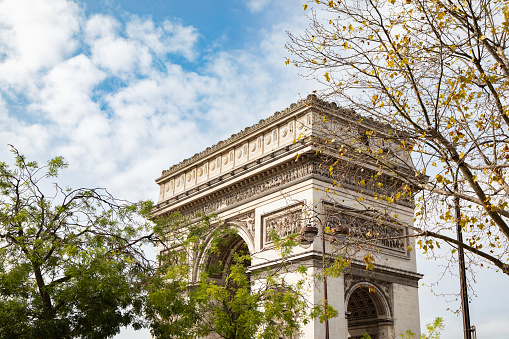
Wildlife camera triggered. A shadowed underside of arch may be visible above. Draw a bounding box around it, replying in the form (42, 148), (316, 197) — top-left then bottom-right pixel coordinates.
(347, 287), (393, 339)
(205, 233), (251, 282)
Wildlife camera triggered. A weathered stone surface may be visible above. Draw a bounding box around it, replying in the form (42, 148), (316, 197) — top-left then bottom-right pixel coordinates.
(153, 97), (422, 339)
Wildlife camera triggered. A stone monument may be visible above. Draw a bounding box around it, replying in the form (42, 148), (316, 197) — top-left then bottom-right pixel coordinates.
(152, 95), (422, 338)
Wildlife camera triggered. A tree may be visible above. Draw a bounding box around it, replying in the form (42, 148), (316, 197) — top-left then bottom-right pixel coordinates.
(0, 146), (154, 338)
(146, 212), (310, 339)
(286, 0), (509, 276)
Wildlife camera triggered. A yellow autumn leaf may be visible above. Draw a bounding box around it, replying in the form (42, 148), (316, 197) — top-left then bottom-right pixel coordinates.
(303, 3), (308, 10)
(324, 72), (331, 82)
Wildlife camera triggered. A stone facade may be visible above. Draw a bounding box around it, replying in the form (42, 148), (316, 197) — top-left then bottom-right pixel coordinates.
(152, 95), (422, 338)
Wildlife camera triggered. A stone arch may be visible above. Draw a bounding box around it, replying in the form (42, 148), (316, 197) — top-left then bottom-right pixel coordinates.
(234, 226), (255, 255)
(345, 281), (393, 339)
(192, 224), (253, 284)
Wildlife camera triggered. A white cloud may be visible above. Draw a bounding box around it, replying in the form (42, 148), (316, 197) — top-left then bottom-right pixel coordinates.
(0, 95), (50, 155)
(0, 2), (507, 339)
(33, 54), (105, 126)
(86, 15), (152, 76)
(0, 0), (81, 93)
(161, 20), (199, 61)
(246, 0), (272, 13)
(125, 19), (199, 61)
(0, 0), (313, 203)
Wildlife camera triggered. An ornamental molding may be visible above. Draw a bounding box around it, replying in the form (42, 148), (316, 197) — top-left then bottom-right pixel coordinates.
(344, 262), (422, 287)
(226, 211), (256, 244)
(157, 94), (398, 182)
(154, 155), (414, 220)
(158, 94), (353, 180)
(344, 275), (393, 318)
(179, 160), (318, 219)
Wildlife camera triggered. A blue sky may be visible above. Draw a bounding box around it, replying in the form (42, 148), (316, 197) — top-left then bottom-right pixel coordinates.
(0, 1), (507, 338)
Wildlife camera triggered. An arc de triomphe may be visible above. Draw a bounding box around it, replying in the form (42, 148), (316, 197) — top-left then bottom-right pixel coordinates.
(151, 95), (422, 338)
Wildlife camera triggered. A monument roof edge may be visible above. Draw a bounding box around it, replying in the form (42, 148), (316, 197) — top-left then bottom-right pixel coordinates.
(157, 94), (346, 181)
(156, 94), (401, 182)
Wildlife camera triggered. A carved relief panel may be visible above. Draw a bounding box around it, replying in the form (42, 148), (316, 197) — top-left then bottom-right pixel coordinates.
(279, 119), (295, 146)
(174, 174), (185, 194)
(208, 156), (222, 179)
(325, 207), (407, 254)
(158, 184), (164, 202)
(261, 204), (304, 248)
(234, 143), (249, 167)
(161, 179), (174, 201)
(184, 168), (196, 189)
(221, 149), (234, 172)
(196, 163), (208, 184)
(263, 129), (278, 153)
(248, 135), (263, 160)
(297, 112), (313, 138)
(226, 211), (255, 243)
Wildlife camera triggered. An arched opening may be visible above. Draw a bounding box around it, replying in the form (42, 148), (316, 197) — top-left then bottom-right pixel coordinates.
(347, 286), (392, 339)
(205, 233), (251, 283)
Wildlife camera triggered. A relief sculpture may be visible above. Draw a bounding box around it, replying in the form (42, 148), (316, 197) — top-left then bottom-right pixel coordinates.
(181, 162), (316, 219)
(330, 211), (406, 252)
(227, 212), (255, 241)
(262, 205), (304, 245)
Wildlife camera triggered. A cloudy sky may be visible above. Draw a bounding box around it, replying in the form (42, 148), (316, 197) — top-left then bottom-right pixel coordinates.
(0, 0), (507, 338)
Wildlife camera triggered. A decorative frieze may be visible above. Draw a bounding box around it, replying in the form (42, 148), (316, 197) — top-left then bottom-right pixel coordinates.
(324, 208), (407, 253)
(180, 162), (317, 219)
(261, 204), (304, 248)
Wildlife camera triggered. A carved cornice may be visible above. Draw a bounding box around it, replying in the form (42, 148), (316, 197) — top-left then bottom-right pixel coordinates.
(153, 142), (310, 214)
(344, 261), (423, 287)
(157, 94), (360, 180)
(179, 160), (318, 219)
(247, 252), (422, 284)
(153, 152), (414, 219)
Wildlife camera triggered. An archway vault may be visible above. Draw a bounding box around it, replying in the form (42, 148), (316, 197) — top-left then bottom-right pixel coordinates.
(193, 227), (252, 284)
(345, 282), (393, 339)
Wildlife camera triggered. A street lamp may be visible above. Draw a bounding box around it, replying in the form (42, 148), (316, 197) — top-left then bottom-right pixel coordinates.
(300, 215), (349, 339)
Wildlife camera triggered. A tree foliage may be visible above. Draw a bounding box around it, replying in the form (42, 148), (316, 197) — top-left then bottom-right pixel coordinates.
(287, 0), (509, 275)
(147, 213), (309, 339)
(0, 147), (154, 338)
